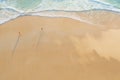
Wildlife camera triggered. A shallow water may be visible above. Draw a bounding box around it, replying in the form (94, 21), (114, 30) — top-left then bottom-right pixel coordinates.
(94, 0), (120, 8)
(0, 0), (120, 24)
(6, 0), (42, 10)
(1, 0), (119, 11)
(105, 0), (120, 8)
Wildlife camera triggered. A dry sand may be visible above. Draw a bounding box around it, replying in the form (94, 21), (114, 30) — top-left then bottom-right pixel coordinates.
(0, 11), (120, 80)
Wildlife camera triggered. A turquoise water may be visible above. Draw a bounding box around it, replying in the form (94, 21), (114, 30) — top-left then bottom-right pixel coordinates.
(104, 0), (120, 8)
(6, 0), (42, 10)
(0, 0), (120, 24)
(93, 0), (120, 8)
(1, 0), (120, 11)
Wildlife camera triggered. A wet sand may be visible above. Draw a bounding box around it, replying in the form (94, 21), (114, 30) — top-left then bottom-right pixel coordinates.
(0, 11), (120, 80)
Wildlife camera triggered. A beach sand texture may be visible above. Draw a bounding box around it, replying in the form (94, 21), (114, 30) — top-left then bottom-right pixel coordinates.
(0, 11), (120, 80)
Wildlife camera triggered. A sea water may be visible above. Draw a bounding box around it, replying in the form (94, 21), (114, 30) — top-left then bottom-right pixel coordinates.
(93, 0), (120, 8)
(0, 0), (120, 24)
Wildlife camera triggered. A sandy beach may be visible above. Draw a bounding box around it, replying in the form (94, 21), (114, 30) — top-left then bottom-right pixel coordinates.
(0, 11), (120, 80)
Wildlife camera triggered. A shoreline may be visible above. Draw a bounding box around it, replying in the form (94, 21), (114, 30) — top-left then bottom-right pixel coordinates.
(1, 9), (120, 26)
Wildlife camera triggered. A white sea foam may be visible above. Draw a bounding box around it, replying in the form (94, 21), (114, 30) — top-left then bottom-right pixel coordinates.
(33, 0), (117, 12)
(0, 8), (20, 24)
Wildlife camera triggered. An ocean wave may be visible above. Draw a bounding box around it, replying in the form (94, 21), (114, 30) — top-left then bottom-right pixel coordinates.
(0, 0), (120, 25)
(0, 8), (20, 24)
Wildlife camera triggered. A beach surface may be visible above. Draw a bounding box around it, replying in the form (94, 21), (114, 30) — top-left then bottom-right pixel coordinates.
(0, 11), (120, 80)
